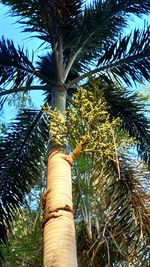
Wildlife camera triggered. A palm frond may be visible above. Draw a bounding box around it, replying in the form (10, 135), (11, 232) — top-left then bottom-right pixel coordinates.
(0, 109), (49, 245)
(76, 154), (150, 266)
(64, 0), (150, 66)
(99, 79), (150, 165)
(108, 156), (150, 266)
(37, 52), (81, 85)
(97, 26), (150, 85)
(66, 25), (150, 88)
(0, 37), (35, 87)
(2, 0), (150, 62)
(1, 0), (83, 43)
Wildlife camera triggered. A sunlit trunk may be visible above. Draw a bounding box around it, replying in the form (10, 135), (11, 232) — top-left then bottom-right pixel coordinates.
(42, 89), (78, 267)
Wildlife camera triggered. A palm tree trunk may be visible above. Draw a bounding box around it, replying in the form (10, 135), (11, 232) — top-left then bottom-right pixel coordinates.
(42, 89), (78, 267)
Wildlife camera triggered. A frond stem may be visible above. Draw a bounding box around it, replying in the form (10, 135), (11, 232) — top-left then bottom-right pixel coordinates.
(66, 52), (150, 88)
(0, 86), (48, 97)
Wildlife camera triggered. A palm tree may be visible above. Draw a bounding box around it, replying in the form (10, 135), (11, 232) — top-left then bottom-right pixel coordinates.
(0, 0), (150, 266)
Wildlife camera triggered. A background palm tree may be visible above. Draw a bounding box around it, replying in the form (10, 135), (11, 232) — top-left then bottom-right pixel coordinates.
(0, 0), (150, 266)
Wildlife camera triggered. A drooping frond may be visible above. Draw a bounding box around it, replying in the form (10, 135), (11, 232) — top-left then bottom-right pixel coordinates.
(0, 37), (35, 87)
(75, 153), (150, 266)
(107, 156), (150, 266)
(98, 79), (150, 165)
(0, 109), (49, 245)
(0, 37), (53, 111)
(97, 26), (150, 85)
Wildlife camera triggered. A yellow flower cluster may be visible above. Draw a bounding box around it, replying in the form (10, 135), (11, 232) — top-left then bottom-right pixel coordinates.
(42, 83), (134, 157)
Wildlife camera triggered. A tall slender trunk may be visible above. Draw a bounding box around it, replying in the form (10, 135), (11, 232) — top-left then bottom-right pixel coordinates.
(42, 89), (78, 267)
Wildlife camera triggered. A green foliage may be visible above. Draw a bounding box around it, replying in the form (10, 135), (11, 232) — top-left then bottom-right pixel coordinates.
(7, 92), (34, 110)
(0, 122), (7, 135)
(0, 168), (45, 267)
(0, 122), (7, 145)
(0, 209), (42, 267)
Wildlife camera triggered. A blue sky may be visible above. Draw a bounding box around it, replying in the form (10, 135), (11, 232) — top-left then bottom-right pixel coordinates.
(0, 4), (43, 55)
(0, 3), (149, 122)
